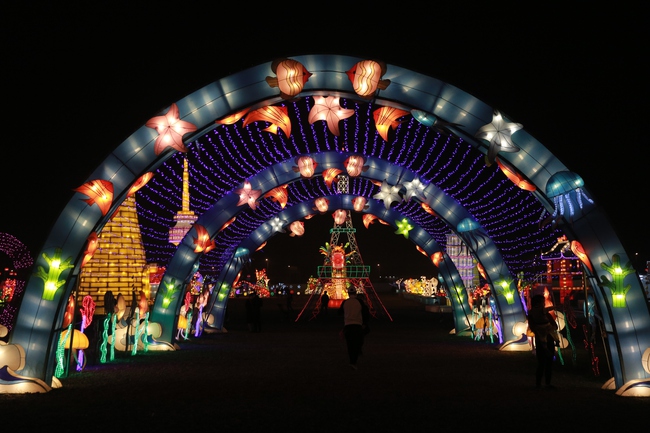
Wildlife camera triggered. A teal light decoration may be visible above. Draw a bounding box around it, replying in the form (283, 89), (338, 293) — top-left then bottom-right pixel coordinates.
(600, 254), (634, 308)
(55, 324), (72, 378)
(100, 314), (110, 363)
(496, 277), (516, 305)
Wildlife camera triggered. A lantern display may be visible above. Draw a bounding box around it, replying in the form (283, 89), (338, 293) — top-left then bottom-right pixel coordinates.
(352, 196), (368, 212)
(346, 59), (390, 98)
(344, 155), (367, 177)
(81, 232), (99, 267)
(475, 110), (523, 166)
(333, 209), (347, 225)
(235, 180), (262, 210)
(145, 102), (197, 155)
(265, 185), (289, 208)
(215, 108), (251, 125)
(127, 172), (155, 197)
(293, 156), (318, 178)
(308, 96), (355, 136)
(496, 158), (536, 191)
(265, 58), (312, 99)
(193, 224), (215, 254)
(242, 106), (291, 136)
(73, 179), (114, 216)
(314, 197), (330, 213)
(289, 221), (305, 237)
(373, 107), (409, 142)
(322, 168), (342, 187)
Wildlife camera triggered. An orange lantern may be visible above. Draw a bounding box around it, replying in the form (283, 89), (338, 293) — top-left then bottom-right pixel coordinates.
(314, 197), (330, 213)
(215, 108), (251, 125)
(243, 106), (291, 137)
(265, 185), (289, 208)
(352, 196), (368, 212)
(431, 251), (444, 267)
(496, 158), (536, 192)
(322, 168), (342, 187)
(289, 221), (305, 237)
(416, 245), (428, 257)
(346, 59), (391, 98)
(81, 232), (99, 267)
(293, 156), (318, 178)
(73, 179), (114, 216)
(220, 216), (236, 231)
(373, 107), (409, 142)
(127, 172), (155, 197)
(333, 209), (347, 225)
(421, 202), (437, 216)
(344, 155), (367, 177)
(265, 58), (312, 99)
(570, 240), (593, 273)
(193, 224), (215, 253)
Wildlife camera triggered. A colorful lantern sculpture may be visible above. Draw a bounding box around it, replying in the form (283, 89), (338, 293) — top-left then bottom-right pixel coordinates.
(293, 156), (318, 178)
(352, 196), (368, 212)
(600, 254), (634, 308)
(314, 197), (330, 213)
(215, 108), (251, 125)
(73, 179), (114, 216)
(265, 185), (289, 208)
(402, 177), (427, 201)
(289, 221), (305, 237)
(242, 106), (291, 137)
(539, 171), (594, 228)
(496, 277), (516, 305)
(431, 251), (444, 267)
(344, 155), (368, 177)
(145, 102), (197, 155)
(308, 96), (355, 136)
(192, 224), (215, 253)
(265, 58), (312, 99)
(322, 168), (342, 188)
(421, 203), (437, 216)
(346, 59), (391, 98)
(570, 240), (593, 272)
(456, 217), (489, 251)
(373, 179), (403, 209)
(35, 248), (74, 301)
(496, 158), (536, 192)
(127, 172), (155, 197)
(235, 180), (262, 210)
(81, 232), (99, 268)
(475, 110), (523, 166)
(333, 209), (347, 225)
(395, 218), (414, 239)
(373, 107), (409, 141)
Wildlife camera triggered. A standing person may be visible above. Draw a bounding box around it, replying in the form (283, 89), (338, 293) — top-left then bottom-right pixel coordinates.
(320, 291), (330, 316)
(338, 290), (364, 370)
(527, 294), (558, 389)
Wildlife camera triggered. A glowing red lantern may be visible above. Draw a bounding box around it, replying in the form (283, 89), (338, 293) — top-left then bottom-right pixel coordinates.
(431, 251), (444, 267)
(193, 224), (215, 254)
(243, 106), (291, 137)
(73, 179), (114, 216)
(215, 108), (251, 125)
(496, 158), (536, 192)
(570, 240), (593, 273)
(127, 172), (154, 197)
(81, 232), (99, 268)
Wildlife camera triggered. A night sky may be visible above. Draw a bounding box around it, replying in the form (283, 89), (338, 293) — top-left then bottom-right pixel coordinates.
(3, 5), (648, 279)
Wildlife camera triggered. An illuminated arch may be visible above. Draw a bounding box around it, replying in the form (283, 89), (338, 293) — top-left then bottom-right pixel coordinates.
(8, 55), (650, 396)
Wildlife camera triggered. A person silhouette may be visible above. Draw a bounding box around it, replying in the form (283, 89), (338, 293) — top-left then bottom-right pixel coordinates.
(320, 291), (330, 316)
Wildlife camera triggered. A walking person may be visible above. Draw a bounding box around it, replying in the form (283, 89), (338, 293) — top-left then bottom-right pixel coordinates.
(338, 290), (364, 370)
(320, 291), (330, 316)
(527, 294), (559, 389)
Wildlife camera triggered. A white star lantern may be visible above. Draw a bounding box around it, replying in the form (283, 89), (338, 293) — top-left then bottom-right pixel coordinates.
(475, 110), (523, 165)
(269, 216), (287, 233)
(373, 180), (403, 209)
(402, 177), (427, 201)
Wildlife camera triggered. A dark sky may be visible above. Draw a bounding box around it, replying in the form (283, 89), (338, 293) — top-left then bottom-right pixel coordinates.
(2, 5), (648, 276)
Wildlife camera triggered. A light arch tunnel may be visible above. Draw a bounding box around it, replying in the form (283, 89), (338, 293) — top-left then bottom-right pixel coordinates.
(8, 54), (650, 396)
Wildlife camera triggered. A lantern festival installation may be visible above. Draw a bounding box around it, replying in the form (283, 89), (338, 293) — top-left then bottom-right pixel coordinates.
(145, 102), (197, 155)
(265, 58), (312, 99)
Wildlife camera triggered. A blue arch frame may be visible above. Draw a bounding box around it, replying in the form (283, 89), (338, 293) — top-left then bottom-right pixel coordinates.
(8, 54), (649, 396)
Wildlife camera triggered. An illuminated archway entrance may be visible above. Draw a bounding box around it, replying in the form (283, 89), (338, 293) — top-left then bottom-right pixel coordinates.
(6, 55), (650, 396)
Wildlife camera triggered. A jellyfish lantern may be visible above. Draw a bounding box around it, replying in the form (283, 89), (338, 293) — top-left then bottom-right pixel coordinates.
(539, 171), (594, 228)
(456, 217), (489, 251)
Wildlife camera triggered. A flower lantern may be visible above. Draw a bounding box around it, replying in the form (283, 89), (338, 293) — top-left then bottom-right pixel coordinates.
(192, 224), (215, 254)
(308, 96), (355, 136)
(235, 180), (262, 210)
